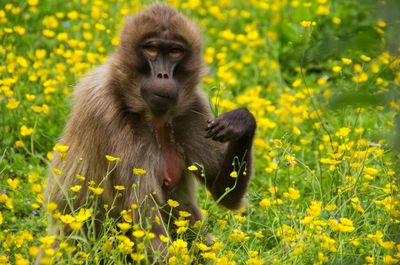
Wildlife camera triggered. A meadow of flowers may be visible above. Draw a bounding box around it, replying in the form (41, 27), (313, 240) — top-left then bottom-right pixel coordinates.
(1, 0), (400, 264)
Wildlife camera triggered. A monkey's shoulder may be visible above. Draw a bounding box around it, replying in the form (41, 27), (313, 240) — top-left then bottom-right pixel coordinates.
(73, 64), (111, 99)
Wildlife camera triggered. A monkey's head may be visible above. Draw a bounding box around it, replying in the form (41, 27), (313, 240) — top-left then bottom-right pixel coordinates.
(114, 4), (204, 120)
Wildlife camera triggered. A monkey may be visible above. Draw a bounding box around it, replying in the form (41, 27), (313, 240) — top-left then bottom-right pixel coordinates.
(43, 3), (256, 262)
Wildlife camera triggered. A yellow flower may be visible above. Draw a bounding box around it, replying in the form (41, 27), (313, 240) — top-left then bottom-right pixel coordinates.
(105, 155), (120, 161)
(329, 218), (355, 233)
(20, 125), (33, 136)
(317, 5), (330, 15)
(119, 210), (132, 223)
(332, 66), (342, 73)
(336, 127), (351, 137)
(364, 167), (379, 175)
(268, 186), (278, 194)
(89, 186), (104, 195)
(7, 178), (20, 190)
(168, 239), (189, 255)
(39, 235), (56, 248)
(352, 72), (368, 83)
(360, 55), (371, 62)
(376, 19), (386, 28)
(69, 222), (83, 230)
(179, 211), (191, 218)
(102, 239), (112, 252)
(300, 20), (316, 27)
(174, 219), (189, 228)
(283, 188), (300, 200)
(114, 185), (125, 191)
(196, 242), (211, 251)
(28, 0), (39, 6)
(229, 228), (249, 242)
(53, 143), (69, 153)
(82, 32), (93, 41)
(259, 198), (271, 208)
(117, 222), (131, 231)
(35, 50), (46, 59)
(70, 185), (82, 192)
(187, 165), (198, 171)
(75, 174), (85, 181)
(59, 214), (75, 224)
(15, 254), (29, 265)
(46, 202), (58, 212)
(57, 32), (68, 41)
(28, 246), (40, 257)
(17, 56), (28, 67)
(111, 36), (120, 46)
(52, 168), (62, 175)
(133, 167), (146, 175)
(160, 234), (170, 243)
(67, 11), (79, 20)
(383, 255), (399, 265)
(0, 211), (3, 225)
(42, 15), (59, 29)
(6, 98), (20, 109)
(341, 57), (352, 64)
(292, 79), (302, 88)
(167, 199), (180, 208)
(28, 172), (39, 183)
(273, 139), (282, 148)
(42, 29), (55, 38)
(332, 16), (341, 24)
(234, 214), (246, 223)
(31, 184), (42, 193)
(116, 235), (134, 254)
(325, 204), (337, 212)
(15, 140), (24, 148)
(132, 230), (145, 238)
(130, 253), (145, 262)
(246, 257), (264, 265)
(306, 201), (323, 217)
(95, 23), (106, 31)
(230, 171), (238, 178)
(253, 231), (264, 238)
(32, 105), (43, 113)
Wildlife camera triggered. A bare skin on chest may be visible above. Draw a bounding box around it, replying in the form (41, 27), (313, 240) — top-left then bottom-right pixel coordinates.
(154, 123), (184, 190)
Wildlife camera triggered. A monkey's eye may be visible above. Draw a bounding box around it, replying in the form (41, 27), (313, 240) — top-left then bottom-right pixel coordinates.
(144, 45), (158, 58)
(169, 48), (184, 60)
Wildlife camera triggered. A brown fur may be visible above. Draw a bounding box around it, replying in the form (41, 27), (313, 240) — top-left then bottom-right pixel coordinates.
(43, 3), (255, 261)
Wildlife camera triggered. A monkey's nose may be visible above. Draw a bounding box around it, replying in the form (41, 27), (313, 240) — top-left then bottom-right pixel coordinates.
(157, 73), (169, 79)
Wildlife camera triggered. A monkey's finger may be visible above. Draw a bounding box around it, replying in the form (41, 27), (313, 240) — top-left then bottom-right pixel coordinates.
(212, 127), (231, 142)
(206, 126), (224, 138)
(205, 122), (225, 138)
(206, 119), (218, 130)
(213, 133), (229, 143)
(213, 126), (239, 142)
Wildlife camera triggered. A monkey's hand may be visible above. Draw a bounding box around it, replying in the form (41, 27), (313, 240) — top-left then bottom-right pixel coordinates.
(205, 108), (256, 143)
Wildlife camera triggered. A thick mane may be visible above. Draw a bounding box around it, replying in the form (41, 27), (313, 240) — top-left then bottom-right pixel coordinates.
(149, 3), (178, 24)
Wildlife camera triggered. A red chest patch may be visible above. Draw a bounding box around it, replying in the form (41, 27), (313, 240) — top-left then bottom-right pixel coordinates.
(155, 123), (184, 190)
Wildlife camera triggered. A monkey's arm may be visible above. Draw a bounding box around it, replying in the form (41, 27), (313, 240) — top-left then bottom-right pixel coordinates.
(204, 108), (256, 209)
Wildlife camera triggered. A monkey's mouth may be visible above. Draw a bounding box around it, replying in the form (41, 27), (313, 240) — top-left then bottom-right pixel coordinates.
(141, 86), (178, 116)
(152, 91), (175, 100)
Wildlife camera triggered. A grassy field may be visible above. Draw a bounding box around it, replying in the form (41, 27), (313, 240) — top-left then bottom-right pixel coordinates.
(1, 0), (400, 264)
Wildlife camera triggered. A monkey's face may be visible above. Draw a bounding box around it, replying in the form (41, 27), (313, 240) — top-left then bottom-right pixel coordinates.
(116, 5), (204, 119)
(138, 36), (187, 117)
